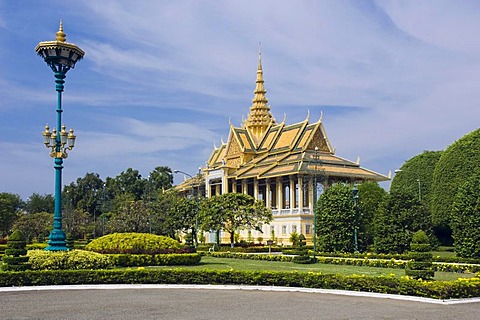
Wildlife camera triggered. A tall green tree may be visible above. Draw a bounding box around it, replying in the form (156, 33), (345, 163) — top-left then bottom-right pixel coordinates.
(316, 183), (355, 253)
(24, 193), (54, 214)
(391, 150), (442, 207)
(431, 128), (480, 245)
(374, 192), (432, 254)
(63, 172), (104, 217)
(199, 193), (272, 247)
(357, 182), (387, 251)
(107, 168), (147, 201)
(106, 199), (150, 233)
(151, 190), (197, 239)
(148, 166), (174, 193)
(0, 193), (23, 237)
(451, 172), (480, 258)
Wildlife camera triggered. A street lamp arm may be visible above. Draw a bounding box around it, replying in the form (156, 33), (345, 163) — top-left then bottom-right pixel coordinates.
(173, 169), (193, 179)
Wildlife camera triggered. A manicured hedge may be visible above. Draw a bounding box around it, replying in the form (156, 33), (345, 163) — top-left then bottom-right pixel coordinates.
(108, 253), (201, 267)
(27, 250), (113, 270)
(207, 252), (480, 273)
(0, 269), (479, 299)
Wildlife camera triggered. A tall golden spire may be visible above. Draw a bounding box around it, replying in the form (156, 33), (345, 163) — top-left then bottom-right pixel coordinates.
(244, 49), (275, 140)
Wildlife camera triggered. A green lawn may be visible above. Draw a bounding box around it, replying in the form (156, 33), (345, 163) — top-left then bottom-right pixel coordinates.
(153, 256), (474, 281)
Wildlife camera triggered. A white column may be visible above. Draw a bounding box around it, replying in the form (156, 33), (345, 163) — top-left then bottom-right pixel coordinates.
(298, 175), (304, 210)
(290, 176), (295, 209)
(277, 177), (283, 209)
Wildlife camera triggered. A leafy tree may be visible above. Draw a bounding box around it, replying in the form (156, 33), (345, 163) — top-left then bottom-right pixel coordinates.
(151, 190), (197, 239)
(12, 212), (52, 243)
(63, 172), (104, 217)
(63, 208), (90, 240)
(374, 192), (432, 254)
(199, 193), (272, 247)
(24, 193), (54, 214)
(431, 128), (480, 244)
(149, 166), (174, 193)
(0, 192), (23, 237)
(391, 150), (442, 207)
(107, 168), (147, 201)
(357, 182), (387, 251)
(106, 198), (150, 233)
(316, 183), (355, 253)
(451, 172), (480, 258)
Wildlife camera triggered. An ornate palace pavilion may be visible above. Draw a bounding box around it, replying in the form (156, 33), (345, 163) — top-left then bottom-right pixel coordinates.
(177, 53), (389, 244)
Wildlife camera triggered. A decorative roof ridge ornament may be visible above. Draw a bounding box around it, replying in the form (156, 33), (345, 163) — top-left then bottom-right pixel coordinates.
(306, 110), (310, 122)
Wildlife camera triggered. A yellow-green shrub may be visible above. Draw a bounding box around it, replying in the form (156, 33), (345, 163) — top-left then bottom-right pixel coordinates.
(27, 250), (112, 270)
(85, 233), (183, 254)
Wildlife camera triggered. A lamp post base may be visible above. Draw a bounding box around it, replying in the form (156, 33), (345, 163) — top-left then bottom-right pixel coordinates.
(45, 229), (69, 251)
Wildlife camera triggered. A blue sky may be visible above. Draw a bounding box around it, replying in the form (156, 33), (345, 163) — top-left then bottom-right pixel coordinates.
(1, 1), (479, 199)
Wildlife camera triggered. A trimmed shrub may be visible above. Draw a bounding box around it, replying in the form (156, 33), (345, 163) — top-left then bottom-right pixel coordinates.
(2, 230), (30, 271)
(405, 231), (434, 280)
(451, 172), (480, 258)
(27, 250), (112, 270)
(0, 269), (479, 299)
(431, 128), (480, 244)
(108, 253), (201, 267)
(85, 233), (183, 254)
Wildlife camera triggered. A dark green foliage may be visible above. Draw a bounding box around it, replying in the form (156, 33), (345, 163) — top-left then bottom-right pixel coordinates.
(84, 232), (182, 254)
(0, 193), (23, 237)
(405, 230), (434, 280)
(374, 192), (432, 254)
(2, 230), (30, 271)
(1, 269), (479, 299)
(24, 193), (54, 214)
(357, 182), (387, 251)
(451, 172), (480, 258)
(316, 184), (355, 252)
(199, 193), (272, 247)
(391, 151), (442, 207)
(108, 253), (201, 267)
(64, 172), (105, 217)
(431, 128), (480, 240)
(148, 166), (174, 192)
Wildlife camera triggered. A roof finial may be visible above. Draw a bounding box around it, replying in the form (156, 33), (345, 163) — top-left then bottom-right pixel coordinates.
(258, 42), (262, 70)
(56, 20), (66, 42)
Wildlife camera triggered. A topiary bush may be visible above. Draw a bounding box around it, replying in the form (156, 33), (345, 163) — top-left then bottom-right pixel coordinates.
(431, 128), (480, 244)
(405, 230), (434, 280)
(1, 230), (30, 271)
(85, 233), (183, 254)
(27, 250), (113, 270)
(451, 172), (480, 258)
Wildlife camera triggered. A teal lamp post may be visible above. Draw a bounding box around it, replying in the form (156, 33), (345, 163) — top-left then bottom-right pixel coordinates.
(36, 21), (85, 251)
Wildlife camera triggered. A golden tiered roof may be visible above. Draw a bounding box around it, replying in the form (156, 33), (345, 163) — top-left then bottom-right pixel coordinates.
(206, 53), (389, 183)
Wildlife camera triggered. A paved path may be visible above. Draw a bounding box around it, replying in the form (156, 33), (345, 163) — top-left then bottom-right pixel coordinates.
(1, 285), (479, 320)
